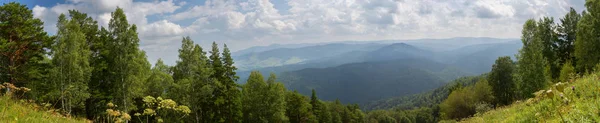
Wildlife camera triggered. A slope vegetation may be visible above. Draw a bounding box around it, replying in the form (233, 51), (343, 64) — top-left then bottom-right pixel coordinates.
(0, 96), (88, 123)
(460, 72), (600, 122)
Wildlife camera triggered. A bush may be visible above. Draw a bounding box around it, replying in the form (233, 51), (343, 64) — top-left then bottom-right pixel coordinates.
(559, 61), (576, 83)
(440, 79), (494, 120)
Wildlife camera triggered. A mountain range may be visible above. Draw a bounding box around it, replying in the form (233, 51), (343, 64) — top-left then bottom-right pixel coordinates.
(232, 37), (521, 105)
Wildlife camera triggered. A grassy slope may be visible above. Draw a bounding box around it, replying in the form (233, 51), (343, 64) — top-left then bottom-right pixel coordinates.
(0, 96), (88, 123)
(460, 72), (600, 123)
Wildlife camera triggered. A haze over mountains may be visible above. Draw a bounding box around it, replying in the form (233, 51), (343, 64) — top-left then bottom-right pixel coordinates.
(232, 37), (521, 105)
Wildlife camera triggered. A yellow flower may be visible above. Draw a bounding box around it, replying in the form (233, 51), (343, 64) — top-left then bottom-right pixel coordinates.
(107, 102), (115, 108)
(121, 112), (131, 120)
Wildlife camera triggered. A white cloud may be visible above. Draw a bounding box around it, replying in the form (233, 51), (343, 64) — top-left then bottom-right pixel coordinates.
(31, 0), (586, 65)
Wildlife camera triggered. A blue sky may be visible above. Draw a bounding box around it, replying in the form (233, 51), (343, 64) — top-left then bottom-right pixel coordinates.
(4, 0), (586, 65)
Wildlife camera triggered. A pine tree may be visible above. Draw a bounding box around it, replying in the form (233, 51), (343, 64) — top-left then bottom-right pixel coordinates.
(48, 14), (92, 115)
(516, 19), (548, 99)
(0, 2), (53, 87)
(488, 56), (516, 106)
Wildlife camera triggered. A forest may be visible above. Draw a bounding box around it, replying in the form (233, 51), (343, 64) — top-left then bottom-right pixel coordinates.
(2, 0), (600, 123)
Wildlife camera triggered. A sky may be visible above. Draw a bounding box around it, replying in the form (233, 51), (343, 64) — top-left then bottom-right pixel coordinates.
(1, 0), (586, 65)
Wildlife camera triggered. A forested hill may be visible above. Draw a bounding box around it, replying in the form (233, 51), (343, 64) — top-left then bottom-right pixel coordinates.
(278, 58), (468, 104)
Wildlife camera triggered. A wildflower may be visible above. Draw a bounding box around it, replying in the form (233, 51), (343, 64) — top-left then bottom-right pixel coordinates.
(143, 108), (156, 116)
(134, 113), (141, 116)
(121, 112), (131, 120)
(572, 86), (575, 91)
(107, 102), (115, 108)
(20, 87), (31, 92)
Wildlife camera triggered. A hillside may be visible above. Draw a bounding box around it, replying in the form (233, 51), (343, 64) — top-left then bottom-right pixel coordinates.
(459, 72), (600, 122)
(363, 75), (485, 110)
(278, 58), (471, 104)
(0, 96), (88, 122)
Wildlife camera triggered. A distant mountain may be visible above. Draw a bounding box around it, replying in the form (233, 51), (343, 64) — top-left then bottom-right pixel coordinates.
(448, 41), (522, 74)
(233, 38), (522, 106)
(278, 58), (471, 104)
(233, 43), (386, 71)
(232, 43), (318, 57)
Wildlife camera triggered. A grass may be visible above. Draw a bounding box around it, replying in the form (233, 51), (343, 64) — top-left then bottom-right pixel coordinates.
(0, 95), (89, 123)
(460, 72), (600, 123)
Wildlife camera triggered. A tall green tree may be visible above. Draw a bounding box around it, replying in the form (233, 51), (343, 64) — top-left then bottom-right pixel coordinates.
(48, 14), (92, 115)
(209, 42), (242, 122)
(536, 17), (560, 81)
(105, 7), (151, 112)
(242, 71), (268, 122)
(575, 0), (600, 73)
(0, 2), (53, 87)
(516, 19), (548, 98)
(310, 89), (331, 123)
(488, 56), (516, 106)
(171, 37), (214, 122)
(557, 8), (581, 68)
(265, 73), (289, 122)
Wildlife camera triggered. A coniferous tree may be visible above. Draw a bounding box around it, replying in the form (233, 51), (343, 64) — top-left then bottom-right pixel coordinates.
(209, 42), (242, 122)
(488, 56), (516, 106)
(516, 19), (547, 99)
(557, 8), (580, 68)
(0, 2), (53, 87)
(310, 89), (331, 123)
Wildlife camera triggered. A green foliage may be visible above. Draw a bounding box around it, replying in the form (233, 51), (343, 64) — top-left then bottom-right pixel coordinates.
(516, 19), (548, 99)
(0, 95), (88, 123)
(536, 17), (560, 81)
(170, 37), (214, 122)
(46, 13), (92, 116)
(488, 56), (516, 106)
(364, 75), (485, 111)
(210, 42), (243, 123)
(286, 91), (317, 123)
(556, 8), (580, 67)
(559, 60), (575, 83)
(0, 2), (53, 87)
(440, 79), (493, 120)
(146, 59), (174, 98)
(463, 71), (600, 122)
(103, 7), (152, 113)
(575, 0), (600, 73)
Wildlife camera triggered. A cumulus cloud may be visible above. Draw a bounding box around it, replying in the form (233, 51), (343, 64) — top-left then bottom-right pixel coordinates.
(30, 0), (586, 65)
